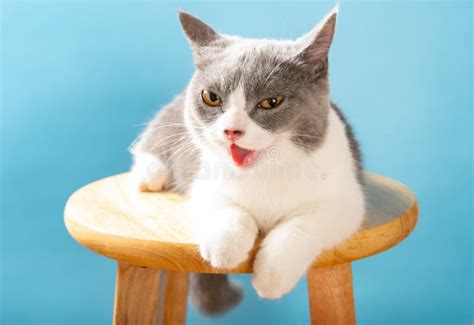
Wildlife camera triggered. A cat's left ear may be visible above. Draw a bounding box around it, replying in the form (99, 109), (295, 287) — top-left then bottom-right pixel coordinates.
(178, 11), (226, 68)
(295, 5), (339, 75)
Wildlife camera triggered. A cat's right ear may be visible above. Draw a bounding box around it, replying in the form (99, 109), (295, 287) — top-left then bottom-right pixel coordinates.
(178, 11), (223, 67)
(178, 11), (219, 47)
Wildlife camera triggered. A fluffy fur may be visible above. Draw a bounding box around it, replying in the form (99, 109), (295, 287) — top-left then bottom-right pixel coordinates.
(130, 6), (365, 315)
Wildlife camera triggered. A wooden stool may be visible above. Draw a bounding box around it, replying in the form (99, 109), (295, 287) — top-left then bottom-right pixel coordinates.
(64, 172), (418, 325)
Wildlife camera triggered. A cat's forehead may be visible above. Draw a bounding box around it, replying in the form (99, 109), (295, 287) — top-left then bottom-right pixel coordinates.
(199, 40), (300, 97)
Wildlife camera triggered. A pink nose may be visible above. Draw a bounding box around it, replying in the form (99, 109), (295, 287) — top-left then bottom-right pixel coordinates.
(224, 129), (245, 141)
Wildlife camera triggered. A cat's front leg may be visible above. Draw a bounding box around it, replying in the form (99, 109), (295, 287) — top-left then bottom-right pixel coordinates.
(192, 198), (259, 270)
(130, 151), (169, 191)
(252, 197), (364, 299)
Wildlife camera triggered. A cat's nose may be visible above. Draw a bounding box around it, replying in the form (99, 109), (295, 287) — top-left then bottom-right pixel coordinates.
(224, 129), (245, 141)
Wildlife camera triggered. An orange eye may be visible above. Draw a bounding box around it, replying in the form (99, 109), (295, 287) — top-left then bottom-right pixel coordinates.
(202, 90), (222, 107)
(257, 96), (284, 109)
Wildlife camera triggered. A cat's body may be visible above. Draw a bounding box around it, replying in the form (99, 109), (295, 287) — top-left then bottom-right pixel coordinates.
(131, 7), (365, 315)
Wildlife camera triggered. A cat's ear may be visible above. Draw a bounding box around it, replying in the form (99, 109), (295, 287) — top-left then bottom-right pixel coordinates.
(178, 11), (225, 67)
(178, 11), (220, 47)
(295, 5), (339, 75)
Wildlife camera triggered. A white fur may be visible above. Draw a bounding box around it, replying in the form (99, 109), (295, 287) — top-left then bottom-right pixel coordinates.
(209, 84), (275, 152)
(132, 5), (363, 300)
(216, 85), (248, 134)
(186, 88), (365, 298)
(133, 85), (364, 299)
(130, 151), (168, 191)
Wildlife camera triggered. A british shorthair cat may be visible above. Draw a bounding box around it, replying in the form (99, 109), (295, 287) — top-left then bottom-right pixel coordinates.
(130, 6), (365, 315)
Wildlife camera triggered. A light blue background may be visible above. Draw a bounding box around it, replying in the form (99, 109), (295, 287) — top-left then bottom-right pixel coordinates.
(1, 1), (472, 324)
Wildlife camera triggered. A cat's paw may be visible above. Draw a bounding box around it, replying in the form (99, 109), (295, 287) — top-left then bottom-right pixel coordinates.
(252, 267), (298, 299)
(131, 152), (168, 192)
(251, 251), (305, 299)
(198, 225), (256, 270)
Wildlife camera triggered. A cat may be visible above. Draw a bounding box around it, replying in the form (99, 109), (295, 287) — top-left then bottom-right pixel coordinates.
(130, 6), (365, 315)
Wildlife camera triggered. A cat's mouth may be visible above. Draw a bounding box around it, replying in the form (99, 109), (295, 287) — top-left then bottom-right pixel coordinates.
(228, 143), (259, 167)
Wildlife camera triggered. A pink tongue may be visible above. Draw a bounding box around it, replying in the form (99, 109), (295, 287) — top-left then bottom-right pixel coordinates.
(229, 143), (254, 167)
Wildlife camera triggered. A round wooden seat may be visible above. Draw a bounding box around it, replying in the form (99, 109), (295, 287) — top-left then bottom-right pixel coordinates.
(64, 172), (418, 273)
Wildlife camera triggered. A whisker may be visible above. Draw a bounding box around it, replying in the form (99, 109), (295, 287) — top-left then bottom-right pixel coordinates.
(168, 141), (198, 163)
(156, 135), (198, 157)
(171, 148), (200, 167)
(290, 133), (322, 139)
(129, 125), (188, 150)
(272, 139), (316, 151)
(149, 133), (190, 152)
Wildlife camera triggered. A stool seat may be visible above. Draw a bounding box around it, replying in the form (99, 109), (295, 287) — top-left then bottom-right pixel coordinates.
(64, 172), (418, 273)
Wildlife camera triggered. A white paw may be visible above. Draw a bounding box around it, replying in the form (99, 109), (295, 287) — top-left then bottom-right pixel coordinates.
(252, 267), (298, 299)
(252, 251), (307, 299)
(199, 226), (255, 270)
(131, 152), (168, 192)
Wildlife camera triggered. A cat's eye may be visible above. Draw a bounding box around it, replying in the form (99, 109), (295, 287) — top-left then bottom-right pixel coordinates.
(202, 90), (222, 107)
(257, 96), (284, 109)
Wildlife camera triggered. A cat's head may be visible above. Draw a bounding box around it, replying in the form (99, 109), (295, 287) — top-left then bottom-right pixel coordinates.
(180, 7), (338, 168)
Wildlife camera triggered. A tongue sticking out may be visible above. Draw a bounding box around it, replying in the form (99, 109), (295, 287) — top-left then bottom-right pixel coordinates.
(229, 143), (256, 167)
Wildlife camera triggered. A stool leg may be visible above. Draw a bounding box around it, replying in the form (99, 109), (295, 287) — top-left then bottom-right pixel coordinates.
(162, 271), (189, 325)
(307, 263), (356, 325)
(113, 262), (189, 325)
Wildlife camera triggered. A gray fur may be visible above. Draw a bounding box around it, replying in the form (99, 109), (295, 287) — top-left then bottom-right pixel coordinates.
(178, 11), (219, 47)
(299, 13), (337, 70)
(189, 274), (242, 316)
(132, 94), (199, 193)
(187, 43), (331, 152)
(179, 11), (231, 69)
(331, 102), (363, 183)
(132, 10), (362, 316)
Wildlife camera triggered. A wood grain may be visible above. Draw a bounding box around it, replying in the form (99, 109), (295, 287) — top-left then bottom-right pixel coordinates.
(113, 262), (162, 325)
(307, 263), (355, 325)
(113, 262), (188, 325)
(162, 271), (188, 325)
(64, 172), (418, 273)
